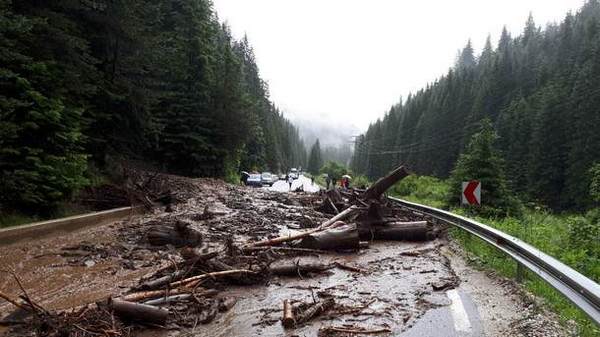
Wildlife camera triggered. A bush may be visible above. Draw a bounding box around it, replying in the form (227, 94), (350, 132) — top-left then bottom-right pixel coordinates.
(589, 163), (600, 204)
(352, 175), (370, 189)
(392, 175), (450, 208)
(319, 161), (347, 183)
(568, 208), (600, 282)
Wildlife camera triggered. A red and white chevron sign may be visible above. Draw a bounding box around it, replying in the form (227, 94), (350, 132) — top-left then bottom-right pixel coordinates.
(462, 180), (481, 206)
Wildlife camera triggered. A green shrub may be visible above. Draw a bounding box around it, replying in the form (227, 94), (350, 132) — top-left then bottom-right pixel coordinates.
(392, 174), (449, 208)
(590, 163), (600, 204)
(319, 161), (347, 183)
(352, 175), (370, 189)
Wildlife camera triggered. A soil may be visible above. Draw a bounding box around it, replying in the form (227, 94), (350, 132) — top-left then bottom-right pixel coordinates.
(0, 174), (570, 337)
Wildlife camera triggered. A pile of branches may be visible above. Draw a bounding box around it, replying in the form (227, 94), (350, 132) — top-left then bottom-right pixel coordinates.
(0, 165), (439, 336)
(77, 167), (199, 212)
(244, 166), (438, 252)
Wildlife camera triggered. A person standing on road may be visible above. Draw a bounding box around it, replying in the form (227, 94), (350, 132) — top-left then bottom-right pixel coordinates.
(240, 171), (249, 186)
(287, 175), (294, 190)
(325, 175), (331, 190)
(311, 176), (314, 185)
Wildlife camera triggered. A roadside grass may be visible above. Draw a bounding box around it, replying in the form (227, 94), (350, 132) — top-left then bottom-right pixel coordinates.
(0, 213), (39, 228)
(0, 203), (93, 229)
(390, 174), (449, 209)
(391, 175), (600, 337)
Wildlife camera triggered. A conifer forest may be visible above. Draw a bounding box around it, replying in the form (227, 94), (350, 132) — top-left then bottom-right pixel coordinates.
(351, 2), (600, 211)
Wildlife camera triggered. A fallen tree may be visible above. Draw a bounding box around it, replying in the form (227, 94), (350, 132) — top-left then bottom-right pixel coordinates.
(247, 206), (359, 248)
(361, 166), (409, 201)
(107, 298), (169, 325)
(297, 223), (360, 251)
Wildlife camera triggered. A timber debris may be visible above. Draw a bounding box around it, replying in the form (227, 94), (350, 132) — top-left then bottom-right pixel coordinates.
(0, 165), (444, 336)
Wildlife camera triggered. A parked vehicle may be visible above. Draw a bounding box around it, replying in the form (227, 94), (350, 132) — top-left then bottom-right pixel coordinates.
(261, 172), (275, 186)
(246, 173), (262, 187)
(289, 168), (299, 179)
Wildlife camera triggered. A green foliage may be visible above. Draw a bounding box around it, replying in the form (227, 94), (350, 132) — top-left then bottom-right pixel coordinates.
(0, 0), (307, 214)
(352, 175), (370, 189)
(319, 161), (347, 183)
(392, 175), (450, 209)
(0, 212), (38, 228)
(567, 208), (600, 280)
(452, 209), (600, 336)
(448, 119), (520, 217)
(0, 3), (88, 212)
(307, 139), (323, 175)
(589, 163), (600, 203)
(352, 2), (600, 211)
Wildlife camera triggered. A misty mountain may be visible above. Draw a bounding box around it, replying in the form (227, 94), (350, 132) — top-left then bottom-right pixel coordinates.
(291, 117), (360, 165)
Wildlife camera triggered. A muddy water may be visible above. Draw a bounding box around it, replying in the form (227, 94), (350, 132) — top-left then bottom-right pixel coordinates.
(0, 214), (164, 316)
(180, 240), (454, 337)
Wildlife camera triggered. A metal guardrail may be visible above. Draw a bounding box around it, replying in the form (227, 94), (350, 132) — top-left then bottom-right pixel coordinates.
(0, 205), (144, 246)
(388, 196), (600, 325)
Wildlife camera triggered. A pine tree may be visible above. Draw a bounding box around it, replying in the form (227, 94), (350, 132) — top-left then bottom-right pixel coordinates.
(447, 119), (518, 216)
(0, 1), (88, 212)
(353, 3), (600, 210)
(307, 139), (323, 175)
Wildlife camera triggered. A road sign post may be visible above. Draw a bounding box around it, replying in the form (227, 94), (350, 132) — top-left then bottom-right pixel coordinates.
(461, 180), (481, 206)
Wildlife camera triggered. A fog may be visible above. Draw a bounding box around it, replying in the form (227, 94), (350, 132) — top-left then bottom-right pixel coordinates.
(214, 0), (582, 135)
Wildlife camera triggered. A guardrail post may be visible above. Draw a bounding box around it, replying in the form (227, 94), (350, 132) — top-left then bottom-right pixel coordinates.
(515, 261), (524, 283)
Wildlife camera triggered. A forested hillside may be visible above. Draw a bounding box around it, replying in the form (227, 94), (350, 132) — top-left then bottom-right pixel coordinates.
(352, 1), (600, 210)
(0, 0), (306, 212)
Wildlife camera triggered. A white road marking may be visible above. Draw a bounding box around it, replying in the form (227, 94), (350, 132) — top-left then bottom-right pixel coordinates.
(447, 289), (472, 334)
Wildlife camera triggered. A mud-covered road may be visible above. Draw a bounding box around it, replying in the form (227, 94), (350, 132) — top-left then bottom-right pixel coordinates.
(0, 175), (569, 337)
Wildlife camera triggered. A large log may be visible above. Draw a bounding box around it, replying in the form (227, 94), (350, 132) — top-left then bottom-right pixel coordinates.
(269, 262), (332, 276)
(295, 298), (335, 324)
(361, 166), (409, 201)
(247, 206), (358, 247)
(169, 269), (258, 288)
(298, 223), (360, 251)
(356, 202), (386, 240)
(372, 221), (431, 241)
(108, 298), (169, 325)
(282, 299), (296, 328)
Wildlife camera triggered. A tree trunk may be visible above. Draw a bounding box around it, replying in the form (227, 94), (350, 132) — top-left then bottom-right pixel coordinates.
(269, 263), (332, 276)
(373, 221), (431, 241)
(295, 298), (335, 324)
(108, 298), (169, 325)
(282, 299), (296, 328)
(298, 223), (360, 251)
(248, 206), (358, 247)
(361, 166), (409, 201)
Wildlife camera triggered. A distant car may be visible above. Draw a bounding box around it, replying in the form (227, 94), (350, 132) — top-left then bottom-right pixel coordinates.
(289, 168), (299, 179)
(246, 173), (262, 187)
(261, 172), (275, 186)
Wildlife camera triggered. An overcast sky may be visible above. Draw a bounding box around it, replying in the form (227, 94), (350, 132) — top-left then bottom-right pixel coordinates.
(213, 0), (583, 131)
